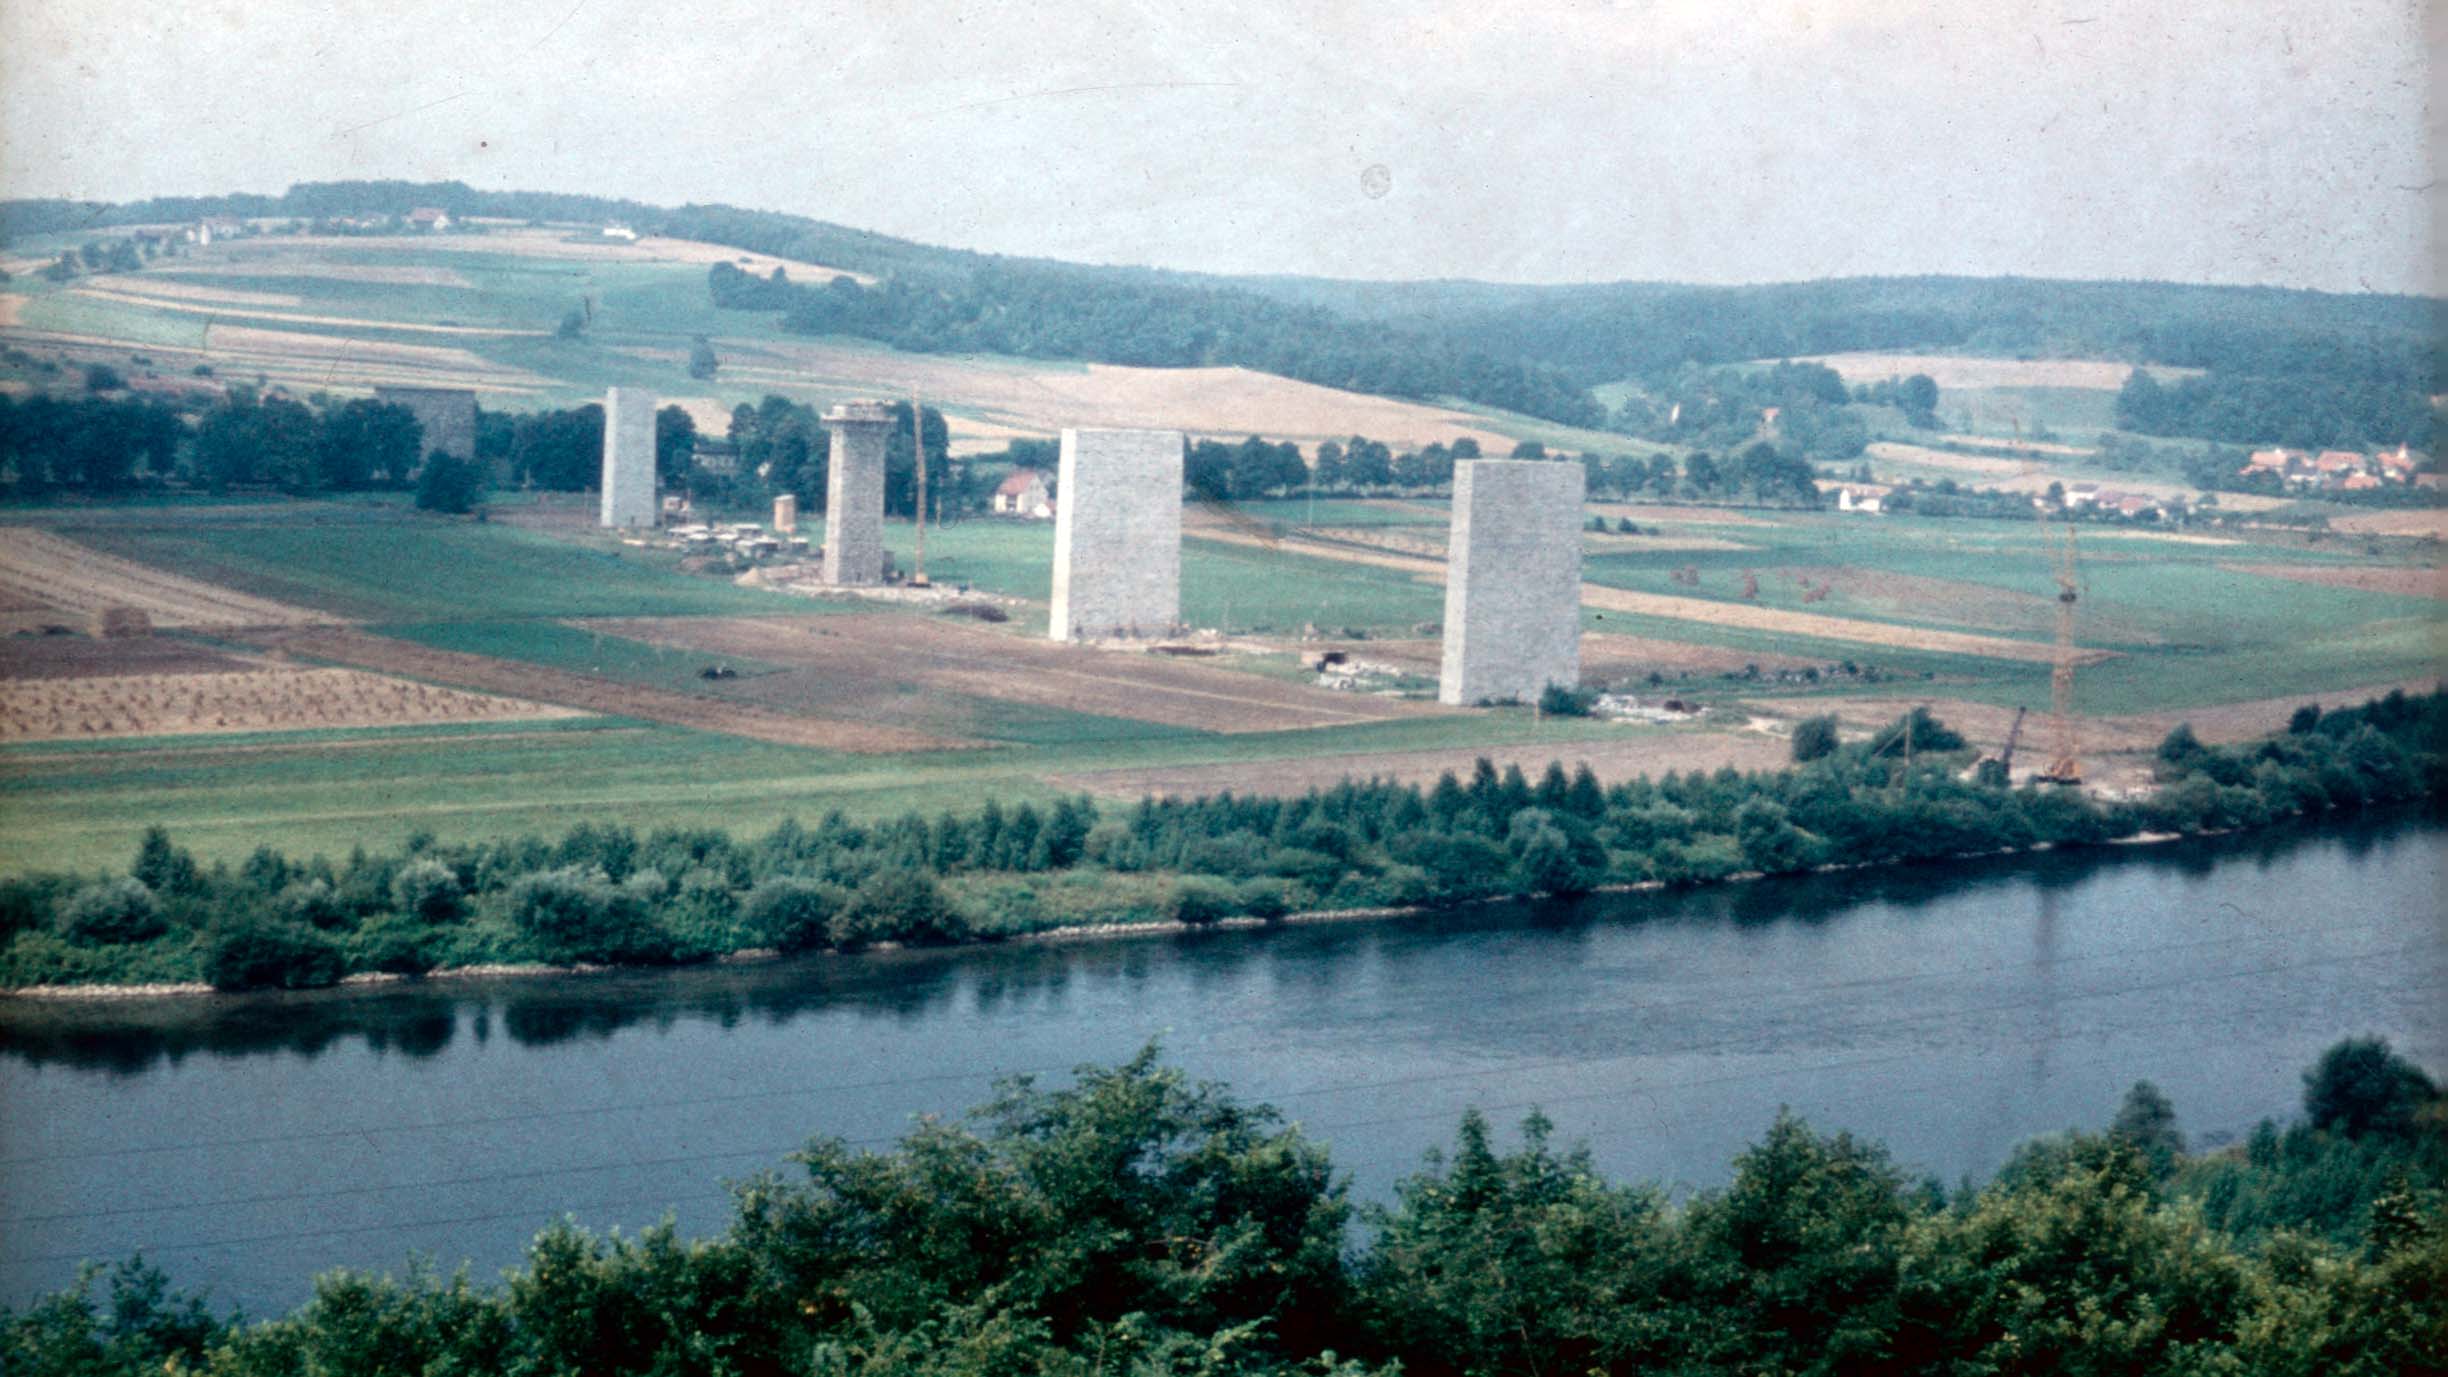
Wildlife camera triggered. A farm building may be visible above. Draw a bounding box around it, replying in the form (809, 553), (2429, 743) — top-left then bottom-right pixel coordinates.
(601, 223), (639, 241)
(1836, 486), (1883, 514)
(994, 468), (1054, 518)
(406, 207), (453, 232)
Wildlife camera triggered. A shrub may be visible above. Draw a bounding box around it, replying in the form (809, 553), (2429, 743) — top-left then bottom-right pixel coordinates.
(1537, 683), (1594, 717)
(742, 876), (848, 953)
(391, 859), (465, 923)
(202, 919), (345, 990)
(1163, 876), (1237, 926)
(2302, 1036), (2438, 1139)
(276, 879), (351, 931)
(348, 914), (439, 976)
(505, 865), (672, 964)
(1234, 877), (1294, 920)
(1791, 714), (1841, 763)
(415, 451), (484, 514)
(831, 868), (967, 949)
(60, 877), (165, 945)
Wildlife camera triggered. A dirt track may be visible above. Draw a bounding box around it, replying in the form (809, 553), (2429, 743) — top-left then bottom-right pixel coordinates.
(1053, 729), (1790, 801)
(0, 531), (334, 629)
(591, 613), (1447, 734)
(248, 628), (965, 753)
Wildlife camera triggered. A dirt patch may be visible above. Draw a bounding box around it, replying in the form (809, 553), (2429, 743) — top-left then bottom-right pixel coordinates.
(1053, 729), (1789, 801)
(590, 614), (1447, 735)
(0, 294), (22, 328)
(0, 635), (254, 680)
(0, 667), (581, 741)
(0, 530), (334, 629)
(245, 628), (967, 753)
(2222, 562), (2448, 600)
(1866, 441), (2027, 478)
(1770, 563), (2165, 643)
(1796, 353), (2198, 391)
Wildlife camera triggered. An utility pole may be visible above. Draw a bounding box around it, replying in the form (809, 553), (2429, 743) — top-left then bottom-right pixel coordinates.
(910, 392), (929, 586)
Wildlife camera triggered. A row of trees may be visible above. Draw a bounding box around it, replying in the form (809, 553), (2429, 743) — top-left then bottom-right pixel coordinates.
(9, 1037), (2439, 1375)
(6, 690), (2439, 993)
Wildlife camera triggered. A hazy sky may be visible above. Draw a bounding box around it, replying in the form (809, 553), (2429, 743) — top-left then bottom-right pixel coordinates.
(2, 1), (2435, 293)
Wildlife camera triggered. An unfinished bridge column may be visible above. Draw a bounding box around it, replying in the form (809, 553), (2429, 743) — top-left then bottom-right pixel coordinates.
(1050, 427), (1184, 641)
(599, 387), (659, 529)
(1438, 458), (1584, 706)
(822, 401), (895, 585)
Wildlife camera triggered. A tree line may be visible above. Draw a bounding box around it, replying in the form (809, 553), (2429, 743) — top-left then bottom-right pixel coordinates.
(2116, 367), (2435, 452)
(5, 689), (2439, 994)
(6, 1036), (2439, 1376)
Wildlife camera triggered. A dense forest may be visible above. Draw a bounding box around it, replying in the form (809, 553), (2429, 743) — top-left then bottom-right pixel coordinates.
(6, 1037), (2440, 1376)
(5, 689), (2439, 993)
(9, 181), (2439, 452)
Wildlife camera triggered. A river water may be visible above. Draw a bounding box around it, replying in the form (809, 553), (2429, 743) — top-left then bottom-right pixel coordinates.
(3, 815), (2442, 1314)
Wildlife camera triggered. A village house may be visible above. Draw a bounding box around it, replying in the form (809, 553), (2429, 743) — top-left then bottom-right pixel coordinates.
(993, 468), (1054, 518)
(601, 223), (640, 242)
(406, 207), (453, 232)
(2241, 448), (2313, 486)
(1835, 485), (1883, 514)
(2064, 482), (2101, 508)
(2092, 488), (2162, 519)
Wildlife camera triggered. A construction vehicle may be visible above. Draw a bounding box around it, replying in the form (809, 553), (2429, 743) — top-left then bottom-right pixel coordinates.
(2032, 501), (2084, 785)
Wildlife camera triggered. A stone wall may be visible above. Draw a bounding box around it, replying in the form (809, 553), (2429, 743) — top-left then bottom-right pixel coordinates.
(1439, 459), (1583, 705)
(822, 401), (894, 585)
(373, 386), (477, 463)
(1050, 427), (1183, 641)
(599, 387), (658, 528)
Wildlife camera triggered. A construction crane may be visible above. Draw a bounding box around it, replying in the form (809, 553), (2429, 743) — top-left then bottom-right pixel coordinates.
(2032, 500), (2083, 785)
(1995, 705), (2027, 776)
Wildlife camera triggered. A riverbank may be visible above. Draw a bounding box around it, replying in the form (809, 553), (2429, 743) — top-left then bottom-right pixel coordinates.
(2, 687), (2438, 997)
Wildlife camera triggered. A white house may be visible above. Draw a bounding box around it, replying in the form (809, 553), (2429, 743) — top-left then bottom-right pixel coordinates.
(1836, 486), (1884, 514)
(993, 468), (1054, 519)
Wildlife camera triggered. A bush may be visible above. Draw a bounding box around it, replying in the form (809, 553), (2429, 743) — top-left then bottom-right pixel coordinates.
(414, 451), (484, 514)
(506, 865), (673, 965)
(1163, 876), (1237, 926)
(347, 914), (439, 976)
(202, 919), (345, 990)
(1791, 714), (1841, 763)
(831, 868), (967, 948)
(391, 859), (465, 923)
(60, 877), (164, 945)
(1537, 683), (1594, 717)
(742, 876), (848, 953)
(276, 879), (351, 931)
(1234, 878), (1294, 920)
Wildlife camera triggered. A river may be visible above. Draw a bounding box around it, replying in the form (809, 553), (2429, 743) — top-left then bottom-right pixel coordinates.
(3, 814), (2443, 1315)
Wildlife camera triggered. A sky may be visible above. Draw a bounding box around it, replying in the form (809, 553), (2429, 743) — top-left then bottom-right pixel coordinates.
(1, 0), (2436, 294)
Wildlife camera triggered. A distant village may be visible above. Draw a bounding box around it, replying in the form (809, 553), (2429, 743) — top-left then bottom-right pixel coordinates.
(2239, 444), (2430, 494)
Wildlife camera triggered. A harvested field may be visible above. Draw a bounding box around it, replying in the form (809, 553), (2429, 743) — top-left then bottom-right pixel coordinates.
(1937, 433), (2096, 457)
(77, 278), (304, 309)
(170, 260), (477, 288)
(244, 627), (963, 753)
(722, 339), (1517, 452)
(0, 531), (332, 629)
(200, 323), (546, 393)
(590, 613), (1448, 734)
(0, 635), (253, 680)
(2223, 562), (2448, 600)
(260, 229), (875, 283)
(1769, 563), (2164, 643)
(1188, 526), (2093, 665)
(1053, 728), (1789, 801)
(1866, 441), (2024, 478)
(0, 667), (580, 741)
(1795, 353), (2197, 391)
(2329, 508), (2448, 541)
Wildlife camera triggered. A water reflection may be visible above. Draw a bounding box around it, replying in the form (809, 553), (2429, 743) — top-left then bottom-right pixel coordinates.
(0, 810), (2429, 1076)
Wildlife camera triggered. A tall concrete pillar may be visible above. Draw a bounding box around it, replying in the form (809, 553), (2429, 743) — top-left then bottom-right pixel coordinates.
(1050, 427), (1183, 641)
(822, 401), (895, 585)
(1438, 459), (1584, 706)
(600, 387), (659, 528)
